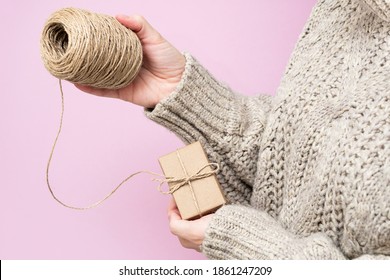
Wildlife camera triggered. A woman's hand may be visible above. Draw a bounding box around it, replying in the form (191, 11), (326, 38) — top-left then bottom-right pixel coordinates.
(75, 15), (186, 108)
(167, 198), (213, 252)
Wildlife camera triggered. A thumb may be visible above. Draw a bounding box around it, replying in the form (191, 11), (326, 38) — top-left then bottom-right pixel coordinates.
(115, 14), (162, 42)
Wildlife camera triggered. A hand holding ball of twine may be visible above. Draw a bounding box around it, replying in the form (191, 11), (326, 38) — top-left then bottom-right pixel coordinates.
(40, 7), (186, 210)
(40, 7), (186, 108)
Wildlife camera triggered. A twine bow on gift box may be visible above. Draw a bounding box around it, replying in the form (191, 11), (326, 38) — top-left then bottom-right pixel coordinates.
(155, 151), (220, 218)
(155, 162), (220, 195)
(155, 160), (220, 218)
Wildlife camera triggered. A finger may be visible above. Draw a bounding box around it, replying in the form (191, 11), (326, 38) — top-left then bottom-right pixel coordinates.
(178, 237), (201, 252)
(115, 14), (162, 42)
(167, 198), (178, 213)
(169, 215), (191, 237)
(168, 209), (182, 228)
(167, 198), (181, 219)
(74, 84), (119, 99)
(116, 14), (142, 32)
(167, 200), (188, 233)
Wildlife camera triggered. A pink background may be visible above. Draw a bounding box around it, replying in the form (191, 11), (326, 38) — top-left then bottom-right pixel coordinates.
(0, 0), (317, 259)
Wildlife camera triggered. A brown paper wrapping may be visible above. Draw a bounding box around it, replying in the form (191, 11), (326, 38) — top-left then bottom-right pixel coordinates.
(158, 141), (226, 220)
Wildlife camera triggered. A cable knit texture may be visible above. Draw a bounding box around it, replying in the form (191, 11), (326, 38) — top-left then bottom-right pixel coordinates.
(146, 0), (390, 259)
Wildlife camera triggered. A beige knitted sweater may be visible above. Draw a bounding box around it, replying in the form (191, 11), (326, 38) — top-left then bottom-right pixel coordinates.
(146, 0), (390, 259)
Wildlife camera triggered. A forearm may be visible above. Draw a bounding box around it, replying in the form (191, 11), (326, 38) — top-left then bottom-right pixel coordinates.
(203, 205), (390, 260)
(202, 205), (347, 259)
(146, 53), (273, 204)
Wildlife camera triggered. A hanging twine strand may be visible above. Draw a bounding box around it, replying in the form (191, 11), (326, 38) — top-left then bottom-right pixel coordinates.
(40, 7), (143, 89)
(45, 81), (219, 210)
(45, 80), (162, 210)
(42, 7), (220, 211)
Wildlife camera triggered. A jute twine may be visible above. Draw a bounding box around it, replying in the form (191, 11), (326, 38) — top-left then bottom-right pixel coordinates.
(45, 80), (219, 211)
(41, 8), (219, 212)
(40, 7), (143, 89)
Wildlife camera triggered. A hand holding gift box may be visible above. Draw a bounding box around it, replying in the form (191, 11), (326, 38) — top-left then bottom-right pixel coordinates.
(158, 141), (226, 220)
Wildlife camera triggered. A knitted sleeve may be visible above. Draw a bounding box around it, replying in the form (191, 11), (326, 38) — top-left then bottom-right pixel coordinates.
(359, 0), (390, 21)
(145, 53), (273, 204)
(202, 205), (390, 260)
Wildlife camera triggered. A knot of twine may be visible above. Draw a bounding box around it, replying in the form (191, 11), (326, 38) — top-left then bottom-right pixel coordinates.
(40, 7), (143, 89)
(155, 163), (220, 195)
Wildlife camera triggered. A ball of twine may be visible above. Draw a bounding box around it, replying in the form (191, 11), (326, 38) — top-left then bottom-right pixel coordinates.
(40, 7), (143, 89)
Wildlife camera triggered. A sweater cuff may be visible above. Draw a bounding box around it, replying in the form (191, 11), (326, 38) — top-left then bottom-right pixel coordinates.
(202, 205), (347, 260)
(145, 53), (241, 144)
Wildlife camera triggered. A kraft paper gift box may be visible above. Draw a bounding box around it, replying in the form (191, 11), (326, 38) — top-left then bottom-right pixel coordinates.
(158, 141), (226, 220)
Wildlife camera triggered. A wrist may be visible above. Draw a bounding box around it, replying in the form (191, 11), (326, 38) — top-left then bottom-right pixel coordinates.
(153, 54), (186, 106)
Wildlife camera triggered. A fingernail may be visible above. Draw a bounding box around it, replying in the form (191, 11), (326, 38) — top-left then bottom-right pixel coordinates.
(116, 14), (129, 19)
